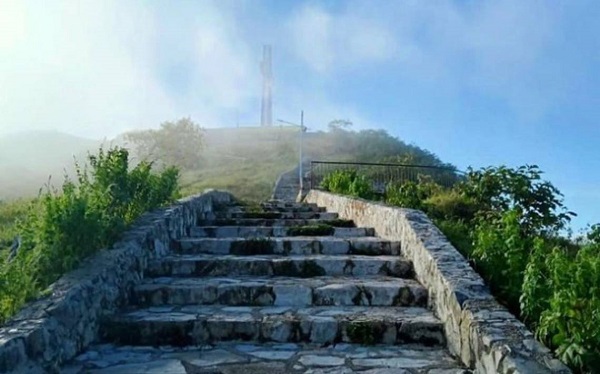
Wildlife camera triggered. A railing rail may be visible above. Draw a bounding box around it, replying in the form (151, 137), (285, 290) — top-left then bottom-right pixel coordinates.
(310, 161), (465, 191)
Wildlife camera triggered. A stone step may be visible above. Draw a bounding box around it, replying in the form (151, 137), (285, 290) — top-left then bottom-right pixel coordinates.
(236, 205), (325, 213)
(132, 276), (428, 308)
(146, 254), (414, 278)
(218, 212), (339, 220)
(65, 342), (469, 374)
(262, 201), (319, 209)
(197, 218), (355, 227)
(176, 237), (401, 256)
(190, 226), (374, 238)
(101, 305), (445, 347)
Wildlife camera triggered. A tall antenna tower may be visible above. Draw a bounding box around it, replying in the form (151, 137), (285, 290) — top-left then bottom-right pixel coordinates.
(260, 45), (273, 127)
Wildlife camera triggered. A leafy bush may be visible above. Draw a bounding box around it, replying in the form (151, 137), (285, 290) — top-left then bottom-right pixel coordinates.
(385, 179), (442, 210)
(320, 170), (375, 199)
(423, 189), (479, 222)
(528, 242), (600, 371)
(0, 147), (179, 324)
(460, 165), (574, 235)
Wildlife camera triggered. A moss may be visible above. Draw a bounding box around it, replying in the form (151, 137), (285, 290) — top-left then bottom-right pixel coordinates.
(243, 212), (281, 219)
(349, 244), (380, 256)
(273, 260), (299, 276)
(299, 260), (326, 277)
(231, 239), (275, 255)
(343, 258), (355, 274)
(392, 287), (415, 306)
(352, 287), (373, 306)
(346, 321), (385, 345)
(287, 224), (335, 236)
(322, 219), (355, 228)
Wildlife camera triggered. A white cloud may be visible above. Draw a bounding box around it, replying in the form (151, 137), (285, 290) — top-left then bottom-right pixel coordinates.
(288, 4), (397, 73)
(0, 0), (260, 138)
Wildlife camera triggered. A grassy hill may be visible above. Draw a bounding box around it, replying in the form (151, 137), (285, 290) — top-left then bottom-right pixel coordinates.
(0, 126), (452, 203)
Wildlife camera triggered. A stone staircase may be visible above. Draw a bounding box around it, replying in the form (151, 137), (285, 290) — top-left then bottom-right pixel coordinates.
(64, 201), (469, 373)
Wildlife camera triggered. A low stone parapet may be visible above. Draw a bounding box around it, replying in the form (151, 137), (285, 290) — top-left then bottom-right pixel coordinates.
(0, 190), (235, 373)
(304, 190), (570, 374)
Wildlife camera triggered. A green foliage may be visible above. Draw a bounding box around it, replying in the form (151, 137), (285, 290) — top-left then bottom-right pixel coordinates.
(0, 199), (30, 251)
(125, 117), (204, 170)
(385, 179), (443, 211)
(0, 146), (179, 324)
(423, 190), (479, 222)
(460, 165), (574, 235)
(531, 242), (600, 371)
(471, 209), (531, 313)
(326, 163), (600, 372)
(320, 170), (375, 200)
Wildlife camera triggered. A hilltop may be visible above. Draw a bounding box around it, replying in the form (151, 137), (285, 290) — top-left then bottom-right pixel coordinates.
(0, 125), (451, 202)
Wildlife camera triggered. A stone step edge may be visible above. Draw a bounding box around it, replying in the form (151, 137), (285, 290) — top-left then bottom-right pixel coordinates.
(101, 306), (445, 347)
(190, 226), (375, 238)
(132, 276), (429, 308)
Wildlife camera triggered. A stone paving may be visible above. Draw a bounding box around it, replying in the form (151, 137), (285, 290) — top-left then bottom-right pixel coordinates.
(61, 200), (469, 373)
(63, 343), (469, 373)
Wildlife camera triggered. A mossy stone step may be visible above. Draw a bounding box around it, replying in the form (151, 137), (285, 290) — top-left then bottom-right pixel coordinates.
(261, 202), (320, 209)
(190, 226), (375, 238)
(146, 254), (414, 278)
(218, 212), (339, 220)
(175, 237), (401, 256)
(102, 305), (444, 347)
(132, 276), (428, 308)
(197, 218), (355, 227)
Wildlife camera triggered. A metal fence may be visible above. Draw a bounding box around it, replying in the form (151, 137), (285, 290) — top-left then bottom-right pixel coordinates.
(310, 161), (465, 192)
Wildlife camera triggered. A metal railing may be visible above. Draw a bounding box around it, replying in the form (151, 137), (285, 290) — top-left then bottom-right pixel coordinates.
(310, 161), (465, 192)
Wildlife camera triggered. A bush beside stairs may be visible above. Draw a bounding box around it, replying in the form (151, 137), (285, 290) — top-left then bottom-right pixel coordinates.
(63, 200), (470, 373)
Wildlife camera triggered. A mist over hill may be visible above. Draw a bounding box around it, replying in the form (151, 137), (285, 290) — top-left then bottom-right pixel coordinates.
(0, 131), (102, 199)
(0, 125), (451, 202)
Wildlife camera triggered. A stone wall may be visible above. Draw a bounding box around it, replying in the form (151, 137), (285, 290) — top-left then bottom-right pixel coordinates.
(305, 190), (570, 374)
(0, 190), (235, 374)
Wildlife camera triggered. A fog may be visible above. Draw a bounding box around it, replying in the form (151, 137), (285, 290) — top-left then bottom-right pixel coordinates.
(1, 1), (599, 229)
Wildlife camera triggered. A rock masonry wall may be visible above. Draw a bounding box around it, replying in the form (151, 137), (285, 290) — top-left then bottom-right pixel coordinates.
(304, 190), (570, 374)
(0, 190), (235, 374)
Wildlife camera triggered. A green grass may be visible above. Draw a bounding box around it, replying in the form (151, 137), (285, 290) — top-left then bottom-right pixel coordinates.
(0, 199), (31, 251)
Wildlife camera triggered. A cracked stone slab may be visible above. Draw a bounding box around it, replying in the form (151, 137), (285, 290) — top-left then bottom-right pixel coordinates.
(62, 343), (469, 373)
(133, 276), (427, 307)
(146, 254), (414, 278)
(102, 306), (444, 346)
(176, 237), (401, 256)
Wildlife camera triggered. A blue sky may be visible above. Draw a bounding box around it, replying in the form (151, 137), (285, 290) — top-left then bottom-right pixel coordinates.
(0, 0), (599, 230)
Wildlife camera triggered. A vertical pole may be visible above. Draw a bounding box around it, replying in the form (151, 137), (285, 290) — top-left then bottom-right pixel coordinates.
(299, 110), (304, 192)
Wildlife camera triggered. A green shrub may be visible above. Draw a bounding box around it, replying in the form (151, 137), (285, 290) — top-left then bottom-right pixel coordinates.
(385, 180), (443, 210)
(533, 242), (600, 371)
(320, 170), (375, 199)
(0, 146), (179, 324)
(424, 190), (479, 222)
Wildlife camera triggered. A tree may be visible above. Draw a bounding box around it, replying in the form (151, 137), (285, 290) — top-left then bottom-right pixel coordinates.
(124, 118), (204, 170)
